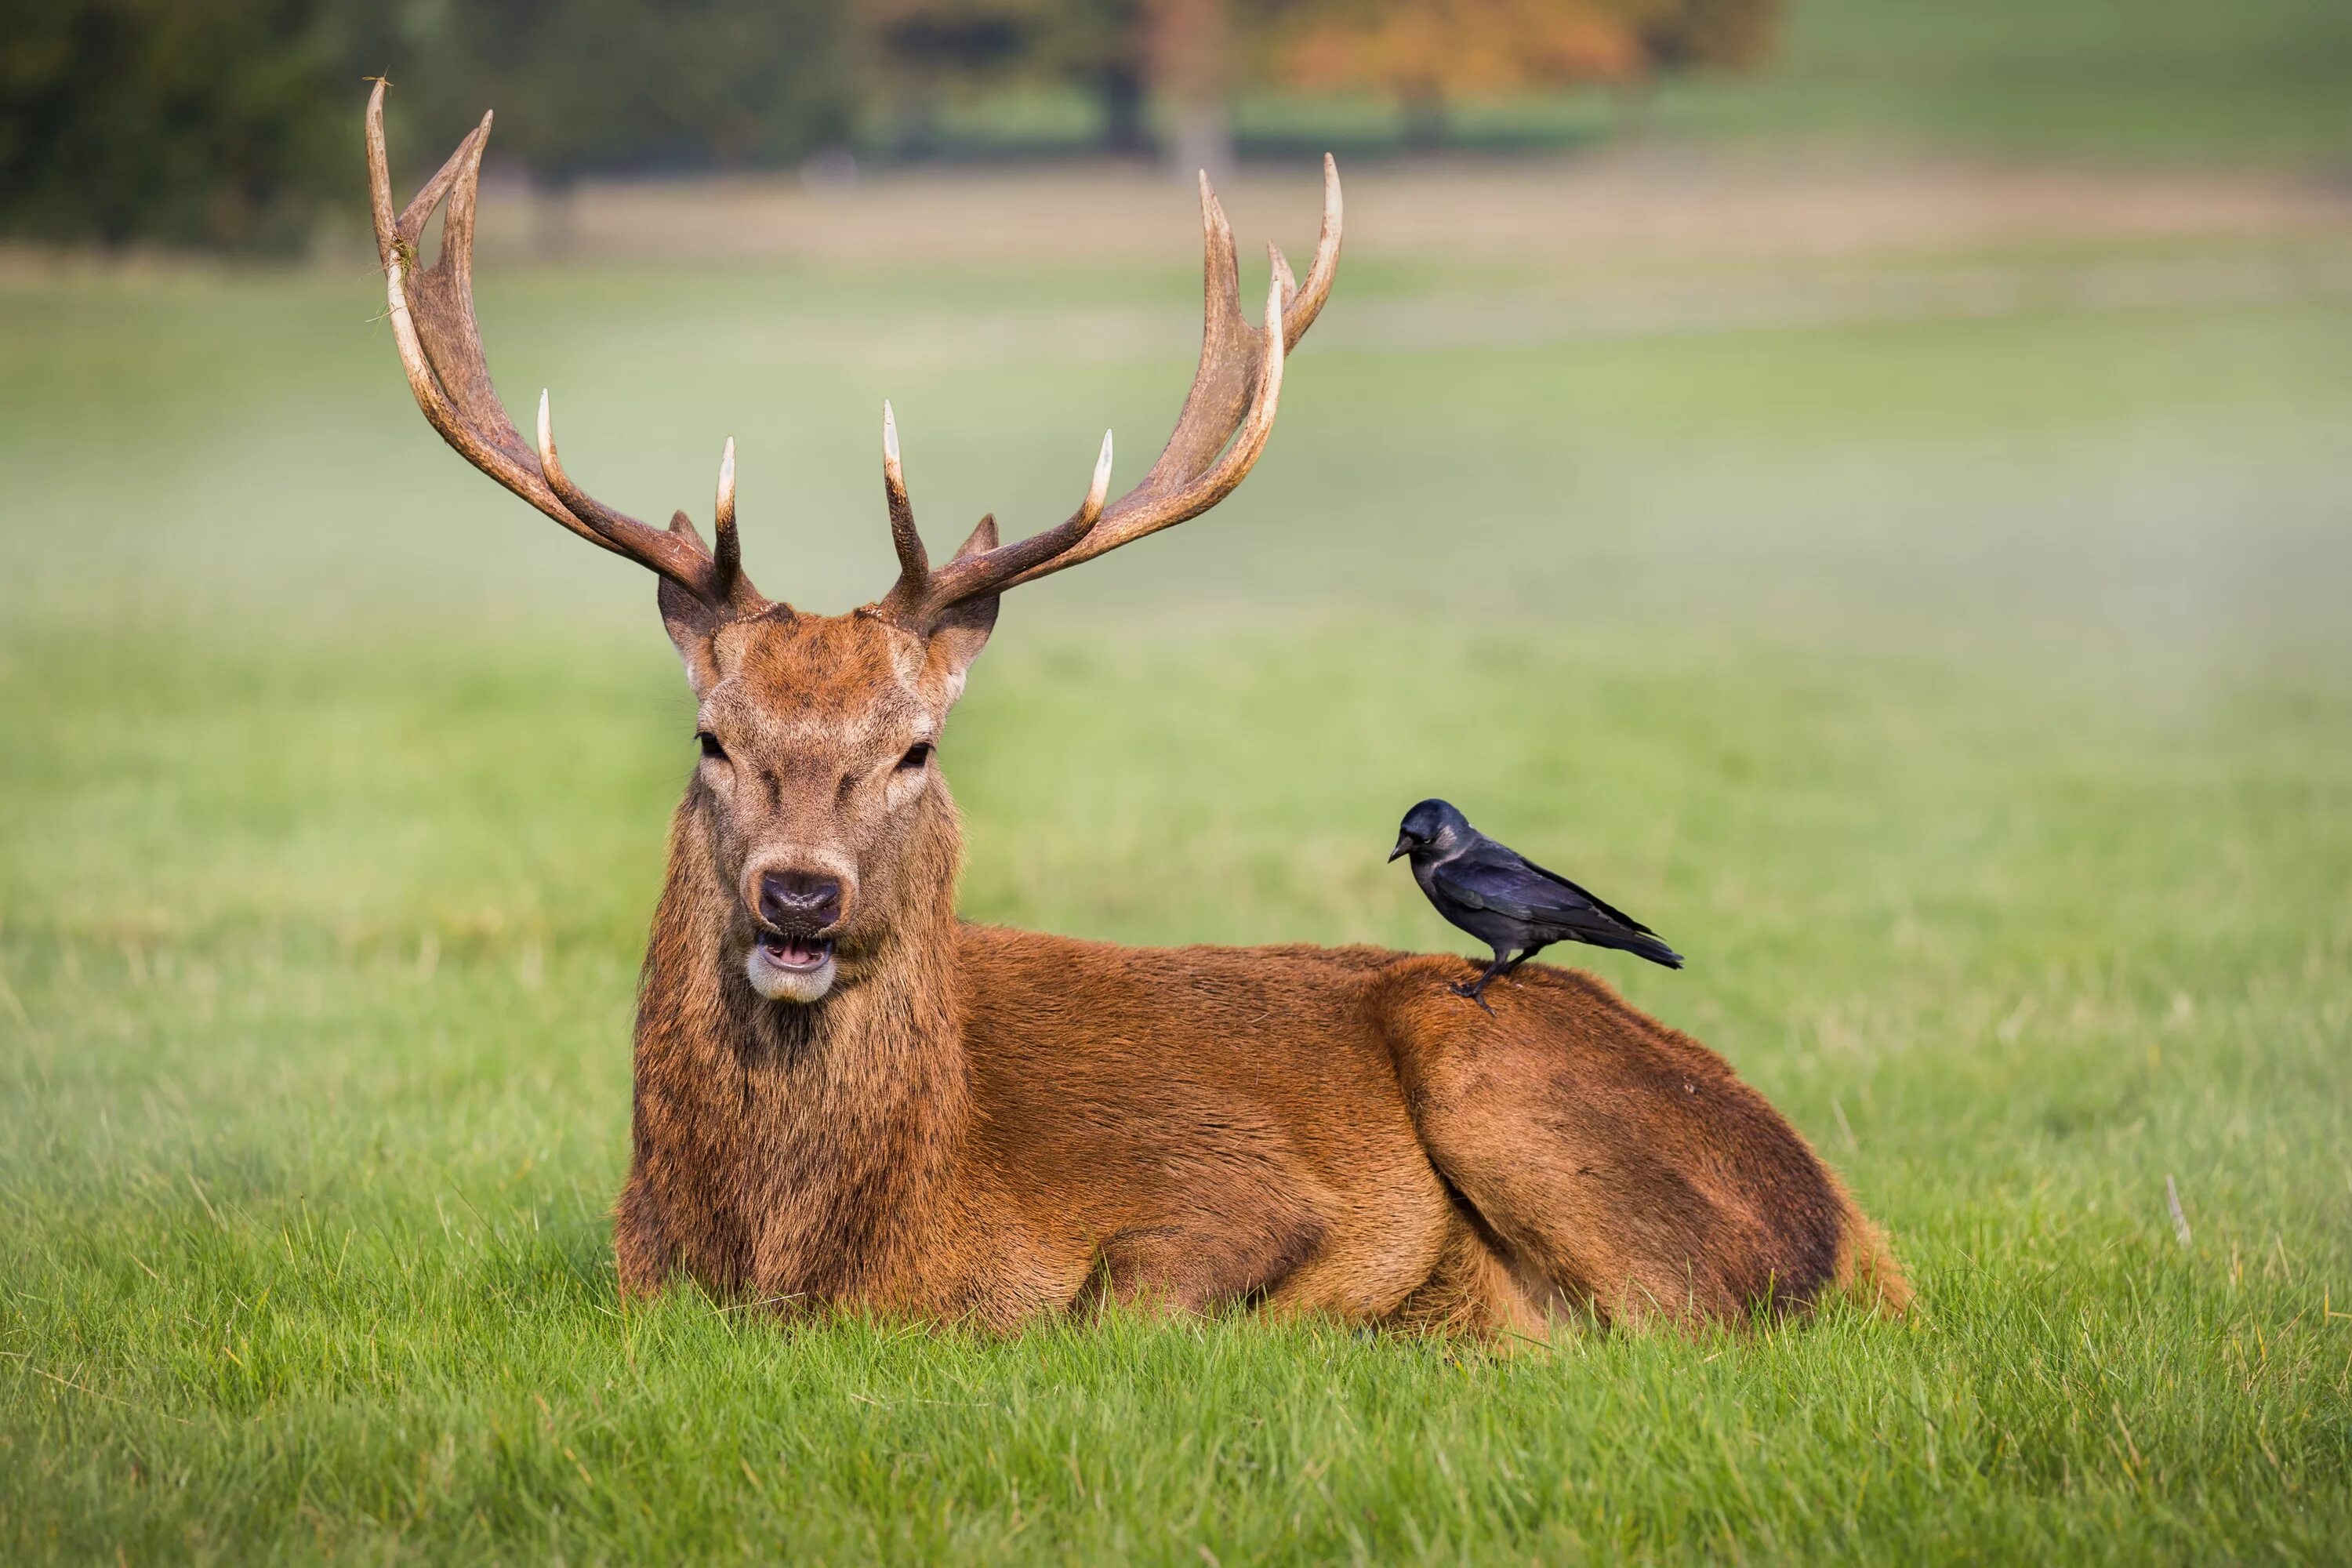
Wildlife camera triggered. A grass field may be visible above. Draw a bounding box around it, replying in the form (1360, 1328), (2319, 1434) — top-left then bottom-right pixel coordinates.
(1657, 0), (2352, 168)
(5, 186), (2352, 1562)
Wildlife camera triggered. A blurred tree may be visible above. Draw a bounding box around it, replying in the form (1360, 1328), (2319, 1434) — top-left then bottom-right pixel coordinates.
(1070, 0), (1153, 155)
(0, 0), (347, 249)
(354, 0), (856, 187)
(1639, 0), (1777, 74)
(1149, 0), (1229, 175)
(2, 0), (856, 251)
(2, 0), (1780, 252)
(1260, 0), (1776, 146)
(854, 0), (1047, 154)
(858, 0), (1235, 169)
(852, 0), (1776, 162)
(855, 0), (1160, 158)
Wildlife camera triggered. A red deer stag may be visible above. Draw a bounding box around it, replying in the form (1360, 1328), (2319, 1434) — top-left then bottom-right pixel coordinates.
(366, 85), (1907, 1334)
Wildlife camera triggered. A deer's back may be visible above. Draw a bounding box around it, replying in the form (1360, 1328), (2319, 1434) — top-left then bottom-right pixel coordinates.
(952, 925), (1468, 1316)
(953, 927), (1904, 1326)
(954, 924), (1419, 1156)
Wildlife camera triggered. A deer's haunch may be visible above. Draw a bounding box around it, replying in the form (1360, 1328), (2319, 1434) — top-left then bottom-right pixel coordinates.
(365, 85), (1909, 1332)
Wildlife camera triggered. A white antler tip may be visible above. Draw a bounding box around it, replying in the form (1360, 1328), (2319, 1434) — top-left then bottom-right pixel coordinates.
(882, 400), (899, 463)
(1086, 430), (1115, 510)
(535, 389), (553, 451)
(1073, 428), (1114, 528)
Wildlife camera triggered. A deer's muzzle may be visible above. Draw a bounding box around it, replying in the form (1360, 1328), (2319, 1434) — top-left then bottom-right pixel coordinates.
(758, 869), (843, 933)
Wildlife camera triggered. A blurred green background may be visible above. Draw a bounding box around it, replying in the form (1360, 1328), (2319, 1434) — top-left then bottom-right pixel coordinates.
(3, 0), (2350, 1563)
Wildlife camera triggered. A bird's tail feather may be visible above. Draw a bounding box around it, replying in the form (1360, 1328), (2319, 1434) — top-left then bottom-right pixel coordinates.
(1602, 931), (1684, 970)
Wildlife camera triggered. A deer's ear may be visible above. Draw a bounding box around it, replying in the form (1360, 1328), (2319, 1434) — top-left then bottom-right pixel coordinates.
(924, 592), (996, 705)
(920, 512), (999, 701)
(658, 577), (725, 697)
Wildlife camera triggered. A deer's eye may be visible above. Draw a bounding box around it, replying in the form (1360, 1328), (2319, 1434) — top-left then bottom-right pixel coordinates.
(696, 732), (727, 762)
(897, 742), (933, 771)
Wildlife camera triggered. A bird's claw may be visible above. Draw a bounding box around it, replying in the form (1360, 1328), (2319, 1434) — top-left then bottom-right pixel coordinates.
(1447, 979), (1497, 1016)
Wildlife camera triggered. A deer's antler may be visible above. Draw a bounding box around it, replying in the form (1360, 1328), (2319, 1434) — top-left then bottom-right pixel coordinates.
(877, 159), (1342, 630)
(365, 82), (764, 615)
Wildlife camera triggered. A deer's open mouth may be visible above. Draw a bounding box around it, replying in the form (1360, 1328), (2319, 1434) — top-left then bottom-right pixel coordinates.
(757, 933), (835, 971)
(746, 929), (839, 1004)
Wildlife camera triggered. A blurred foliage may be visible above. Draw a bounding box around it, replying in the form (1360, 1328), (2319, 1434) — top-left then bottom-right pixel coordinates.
(0, 0), (1777, 249)
(2, 0), (855, 251)
(856, 0), (1153, 153)
(350, 0), (855, 187)
(1267, 0), (1650, 98)
(1261, 0), (1774, 99)
(858, 0), (1774, 156)
(0, 0), (348, 249)
(1642, 0), (1777, 71)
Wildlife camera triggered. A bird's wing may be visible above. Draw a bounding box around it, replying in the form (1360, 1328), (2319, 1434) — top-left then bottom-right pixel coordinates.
(1508, 851), (1662, 936)
(1434, 844), (1655, 938)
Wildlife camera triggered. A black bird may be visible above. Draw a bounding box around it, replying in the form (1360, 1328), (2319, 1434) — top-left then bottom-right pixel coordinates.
(1390, 798), (1682, 1009)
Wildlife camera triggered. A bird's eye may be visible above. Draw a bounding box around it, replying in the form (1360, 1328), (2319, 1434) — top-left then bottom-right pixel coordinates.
(696, 732), (726, 762)
(897, 742), (933, 771)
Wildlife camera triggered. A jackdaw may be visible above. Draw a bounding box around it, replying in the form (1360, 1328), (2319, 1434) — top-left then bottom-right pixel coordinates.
(1390, 798), (1682, 1009)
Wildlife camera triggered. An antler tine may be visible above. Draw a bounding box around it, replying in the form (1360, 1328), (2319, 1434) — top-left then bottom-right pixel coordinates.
(712, 437), (741, 590)
(987, 241), (1287, 593)
(1080, 428), (1115, 526)
(365, 82), (761, 612)
(880, 400), (930, 606)
(536, 390), (640, 546)
(885, 159), (1338, 623)
(896, 429), (1112, 618)
(1281, 154), (1344, 349)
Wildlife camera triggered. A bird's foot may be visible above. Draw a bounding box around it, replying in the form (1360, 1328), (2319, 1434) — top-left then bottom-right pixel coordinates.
(1447, 979), (1497, 1016)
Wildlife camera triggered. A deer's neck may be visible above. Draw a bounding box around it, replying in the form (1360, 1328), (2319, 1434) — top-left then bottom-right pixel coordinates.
(633, 796), (971, 1305)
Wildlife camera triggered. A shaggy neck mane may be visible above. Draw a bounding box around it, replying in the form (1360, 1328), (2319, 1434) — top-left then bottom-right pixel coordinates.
(632, 789), (971, 1306)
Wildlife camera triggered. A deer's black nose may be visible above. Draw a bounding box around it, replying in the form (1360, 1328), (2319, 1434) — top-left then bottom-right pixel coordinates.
(759, 870), (841, 932)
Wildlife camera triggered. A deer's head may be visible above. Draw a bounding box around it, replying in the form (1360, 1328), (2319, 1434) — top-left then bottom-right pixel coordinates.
(365, 83), (1339, 1003)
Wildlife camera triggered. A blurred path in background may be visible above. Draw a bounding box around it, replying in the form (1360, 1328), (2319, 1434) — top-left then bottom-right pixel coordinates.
(458, 154), (2351, 268)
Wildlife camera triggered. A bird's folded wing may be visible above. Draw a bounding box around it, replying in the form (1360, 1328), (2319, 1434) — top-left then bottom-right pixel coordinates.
(1508, 851), (1662, 936)
(1433, 852), (1606, 929)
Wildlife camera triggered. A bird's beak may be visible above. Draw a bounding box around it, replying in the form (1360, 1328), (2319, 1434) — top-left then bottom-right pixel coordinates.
(1388, 837), (1412, 862)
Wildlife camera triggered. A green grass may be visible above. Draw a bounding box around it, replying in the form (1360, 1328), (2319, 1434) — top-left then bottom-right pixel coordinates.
(3, 224), (2351, 1562)
(1653, 0), (2352, 168)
